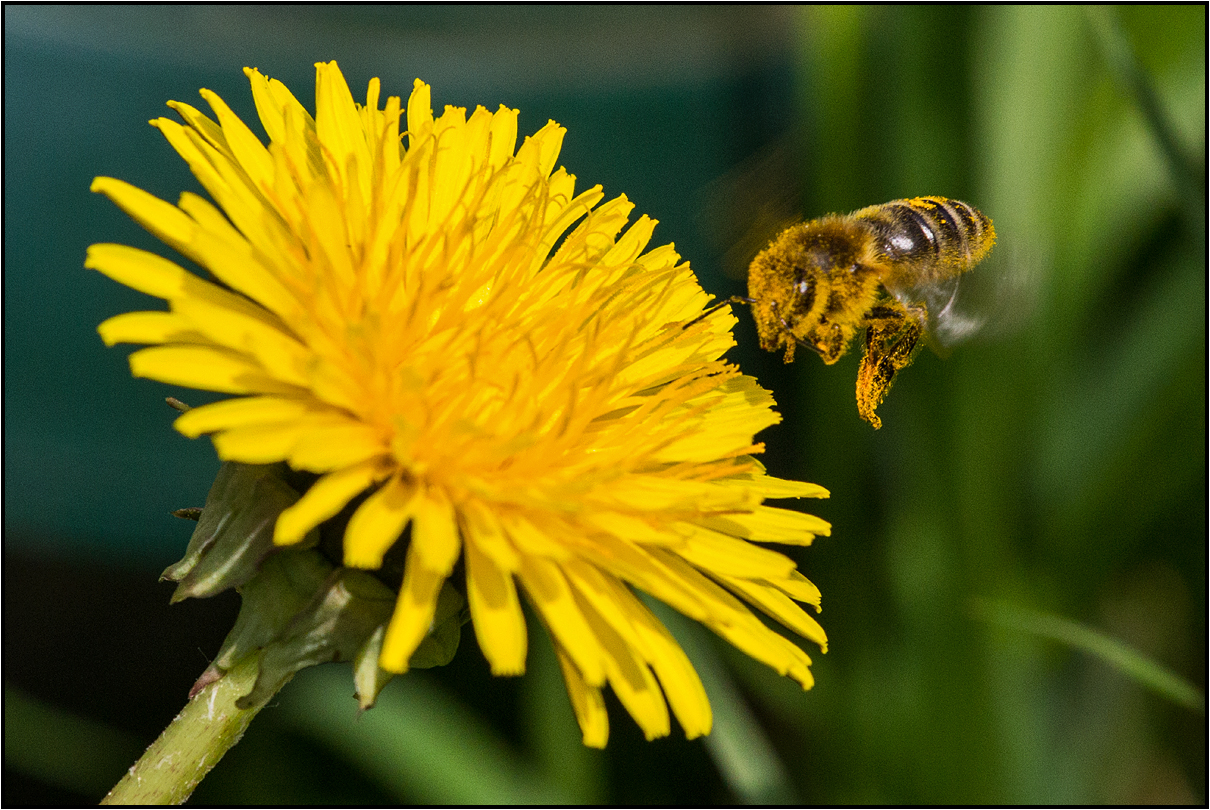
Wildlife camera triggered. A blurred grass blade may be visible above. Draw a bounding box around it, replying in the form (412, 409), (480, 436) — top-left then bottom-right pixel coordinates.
(3, 686), (145, 799)
(279, 666), (576, 805)
(520, 626), (605, 804)
(1085, 6), (1205, 217)
(970, 598), (1205, 713)
(648, 600), (798, 805)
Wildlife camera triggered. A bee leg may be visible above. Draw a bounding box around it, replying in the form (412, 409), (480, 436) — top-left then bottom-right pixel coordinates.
(810, 323), (847, 365)
(794, 338), (826, 358)
(767, 301), (837, 364)
(856, 302), (925, 429)
(682, 295), (755, 330)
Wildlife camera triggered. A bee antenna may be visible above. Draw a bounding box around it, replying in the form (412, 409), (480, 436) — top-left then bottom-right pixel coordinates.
(683, 296), (755, 330)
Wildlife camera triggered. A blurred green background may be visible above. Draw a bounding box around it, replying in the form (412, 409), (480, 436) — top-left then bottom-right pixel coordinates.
(4, 5), (1205, 805)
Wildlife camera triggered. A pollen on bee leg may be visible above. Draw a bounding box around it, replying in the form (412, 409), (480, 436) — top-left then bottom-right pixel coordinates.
(855, 366), (887, 429)
(855, 305), (924, 429)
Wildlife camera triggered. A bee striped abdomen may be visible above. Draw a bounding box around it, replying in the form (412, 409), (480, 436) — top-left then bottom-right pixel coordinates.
(857, 197), (995, 285)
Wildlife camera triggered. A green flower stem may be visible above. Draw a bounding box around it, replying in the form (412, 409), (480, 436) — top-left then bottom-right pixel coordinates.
(101, 655), (272, 805)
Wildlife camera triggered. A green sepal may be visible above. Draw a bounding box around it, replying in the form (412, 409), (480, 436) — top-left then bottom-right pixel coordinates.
(167, 461), (471, 711)
(211, 547), (335, 672)
(351, 580), (468, 709)
(161, 462), (318, 601)
(352, 626), (396, 711)
(407, 580), (467, 670)
(237, 569), (396, 709)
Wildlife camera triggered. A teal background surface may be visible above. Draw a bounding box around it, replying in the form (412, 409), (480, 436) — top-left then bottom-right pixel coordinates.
(4, 5), (1205, 805)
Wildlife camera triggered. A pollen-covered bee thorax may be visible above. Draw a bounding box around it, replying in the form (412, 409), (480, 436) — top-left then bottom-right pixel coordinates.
(795, 218), (874, 274)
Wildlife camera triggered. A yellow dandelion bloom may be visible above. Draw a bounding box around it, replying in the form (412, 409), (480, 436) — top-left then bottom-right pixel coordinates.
(88, 61), (829, 747)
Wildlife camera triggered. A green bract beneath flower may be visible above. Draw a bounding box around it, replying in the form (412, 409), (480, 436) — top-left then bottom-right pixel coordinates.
(90, 61), (830, 747)
(163, 461), (464, 709)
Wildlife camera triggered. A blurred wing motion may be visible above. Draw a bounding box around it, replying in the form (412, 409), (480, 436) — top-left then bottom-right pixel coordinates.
(697, 137), (806, 284)
(890, 230), (1041, 355)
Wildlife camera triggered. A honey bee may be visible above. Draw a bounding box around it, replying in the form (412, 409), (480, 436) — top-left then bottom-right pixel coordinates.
(701, 197), (996, 429)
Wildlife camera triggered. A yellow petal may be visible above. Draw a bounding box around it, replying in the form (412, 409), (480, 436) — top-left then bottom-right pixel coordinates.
(213, 421), (309, 464)
(199, 87), (275, 192)
(170, 295), (311, 387)
(315, 61), (371, 196)
(768, 570), (822, 608)
(601, 214), (656, 268)
(286, 420), (386, 474)
(151, 117), (242, 227)
(89, 179), (197, 258)
(500, 512), (571, 560)
(293, 178), (357, 291)
(573, 540), (709, 624)
(718, 575), (828, 649)
(708, 612), (816, 688)
(516, 120), (565, 179)
(173, 396), (317, 438)
(698, 505), (832, 545)
(97, 311), (205, 346)
(723, 471), (831, 500)
(675, 524), (798, 580)
(172, 193), (299, 321)
(554, 645), (609, 748)
(563, 562), (651, 656)
(163, 115), (271, 249)
(244, 66), (312, 145)
(245, 67), (287, 144)
(565, 563), (712, 737)
(517, 557), (605, 687)
(546, 193), (633, 276)
(410, 490), (462, 575)
(623, 595), (712, 739)
(274, 458), (389, 545)
(428, 107), (471, 231)
(460, 500), (520, 573)
(579, 595), (670, 741)
(127, 345), (300, 395)
(86, 242), (200, 301)
(208, 410), (365, 466)
(164, 99), (227, 152)
(487, 104), (518, 173)
(344, 475), (416, 568)
(583, 510), (683, 546)
(464, 539), (527, 676)
(648, 547), (818, 680)
(379, 546), (447, 672)
(406, 79), (433, 144)
(605, 475), (752, 512)
(306, 355), (366, 415)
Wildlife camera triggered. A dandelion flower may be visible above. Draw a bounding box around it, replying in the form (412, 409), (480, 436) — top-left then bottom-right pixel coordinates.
(87, 61), (830, 747)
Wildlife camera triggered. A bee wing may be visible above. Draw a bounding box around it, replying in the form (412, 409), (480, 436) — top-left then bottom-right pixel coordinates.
(697, 136), (805, 282)
(885, 275), (982, 353)
(887, 237), (1042, 353)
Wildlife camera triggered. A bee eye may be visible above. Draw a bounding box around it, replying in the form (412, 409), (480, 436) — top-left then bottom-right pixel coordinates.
(796, 280), (810, 294)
